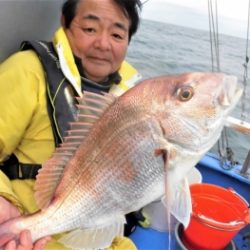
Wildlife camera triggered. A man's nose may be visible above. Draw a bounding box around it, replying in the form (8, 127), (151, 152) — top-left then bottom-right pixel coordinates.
(94, 32), (111, 50)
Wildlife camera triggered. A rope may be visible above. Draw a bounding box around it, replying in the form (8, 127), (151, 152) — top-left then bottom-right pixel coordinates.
(207, 0), (220, 72)
(207, 0), (236, 169)
(208, 0), (215, 71)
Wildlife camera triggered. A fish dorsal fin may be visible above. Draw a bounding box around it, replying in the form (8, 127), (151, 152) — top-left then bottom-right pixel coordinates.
(34, 91), (117, 209)
(58, 216), (125, 250)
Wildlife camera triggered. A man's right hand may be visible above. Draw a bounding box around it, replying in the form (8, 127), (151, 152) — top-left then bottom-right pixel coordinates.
(0, 197), (51, 250)
(0, 196), (20, 222)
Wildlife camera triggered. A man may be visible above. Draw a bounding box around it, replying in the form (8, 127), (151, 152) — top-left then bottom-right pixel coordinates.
(0, 0), (142, 249)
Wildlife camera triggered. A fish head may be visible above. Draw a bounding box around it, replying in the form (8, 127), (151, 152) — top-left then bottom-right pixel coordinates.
(151, 72), (243, 154)
(145, 72), (242, 227)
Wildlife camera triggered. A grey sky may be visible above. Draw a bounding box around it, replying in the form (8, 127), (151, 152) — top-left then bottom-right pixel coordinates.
(141, 0), (249, 38)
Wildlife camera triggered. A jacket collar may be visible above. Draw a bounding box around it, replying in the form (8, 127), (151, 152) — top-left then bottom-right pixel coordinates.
(53, 27), (82, 97)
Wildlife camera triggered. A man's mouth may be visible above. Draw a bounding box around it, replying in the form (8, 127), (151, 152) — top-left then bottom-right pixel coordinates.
(88, 56), (110, 63)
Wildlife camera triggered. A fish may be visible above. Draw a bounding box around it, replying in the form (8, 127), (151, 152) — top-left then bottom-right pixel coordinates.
(0, 72), (242, 250)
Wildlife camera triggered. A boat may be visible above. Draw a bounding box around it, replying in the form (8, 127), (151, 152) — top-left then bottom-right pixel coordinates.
(0, 1), (249, 250)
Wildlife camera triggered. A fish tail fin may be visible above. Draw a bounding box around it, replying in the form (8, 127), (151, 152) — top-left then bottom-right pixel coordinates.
(0, 218), (21, 247)
(59, 216), (125, 250)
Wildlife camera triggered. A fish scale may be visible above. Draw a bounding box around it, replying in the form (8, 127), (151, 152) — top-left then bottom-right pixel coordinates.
(88, 121), (164, 198)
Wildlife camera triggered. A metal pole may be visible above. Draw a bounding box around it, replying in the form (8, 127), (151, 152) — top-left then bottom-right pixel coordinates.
(240, 149), (250, 177)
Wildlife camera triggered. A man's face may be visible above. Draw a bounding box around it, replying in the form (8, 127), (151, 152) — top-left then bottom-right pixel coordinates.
(63, 0), (130, 83)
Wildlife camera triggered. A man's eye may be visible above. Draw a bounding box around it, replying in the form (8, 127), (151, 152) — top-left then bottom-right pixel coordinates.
(83, 28), (95, 33)
(112, 33), (125, 40)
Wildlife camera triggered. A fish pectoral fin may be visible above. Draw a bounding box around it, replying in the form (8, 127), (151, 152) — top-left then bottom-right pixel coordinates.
(58, 216), (125, 250)
(164, 177), (192, 228)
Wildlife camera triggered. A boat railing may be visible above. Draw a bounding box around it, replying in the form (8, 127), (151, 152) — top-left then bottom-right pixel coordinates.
(225, 116), (250, 178)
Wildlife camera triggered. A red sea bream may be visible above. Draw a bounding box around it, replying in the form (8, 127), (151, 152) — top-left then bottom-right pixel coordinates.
(0, 72), (242, 250)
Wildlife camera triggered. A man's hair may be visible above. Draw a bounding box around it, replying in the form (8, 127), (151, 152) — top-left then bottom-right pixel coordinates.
(62, 0), (142, 41)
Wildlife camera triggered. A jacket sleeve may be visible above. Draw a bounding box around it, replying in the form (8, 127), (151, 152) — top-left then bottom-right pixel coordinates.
(0, 51), (43, 212)
(0, 52), (40, 163)
(107, 236), (137, 250)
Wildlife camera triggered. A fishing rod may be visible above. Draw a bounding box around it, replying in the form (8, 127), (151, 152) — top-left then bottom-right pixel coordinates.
(241, 0), (250, 123)
(142, 0), (150, 4)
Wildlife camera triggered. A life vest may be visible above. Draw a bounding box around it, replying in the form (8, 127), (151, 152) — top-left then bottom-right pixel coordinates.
(21, 40), (78, 147)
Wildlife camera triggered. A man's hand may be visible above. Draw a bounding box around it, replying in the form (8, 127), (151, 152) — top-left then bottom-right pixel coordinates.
(4, 230), (51, 250)
(0, 196), (20, 222)
(0, 197), (51, 250)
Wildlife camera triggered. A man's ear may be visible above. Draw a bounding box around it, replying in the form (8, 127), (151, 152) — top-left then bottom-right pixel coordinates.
(61, 15), (65, 27)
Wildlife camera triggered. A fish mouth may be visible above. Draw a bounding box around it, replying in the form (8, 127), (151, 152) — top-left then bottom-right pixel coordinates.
(220, 75), (243, 109)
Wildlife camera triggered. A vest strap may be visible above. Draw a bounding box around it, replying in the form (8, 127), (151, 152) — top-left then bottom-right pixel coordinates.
(0, 154), (41, 180)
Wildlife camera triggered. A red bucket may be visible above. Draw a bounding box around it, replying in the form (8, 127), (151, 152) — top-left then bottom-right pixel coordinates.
(182, 183), (250, 250)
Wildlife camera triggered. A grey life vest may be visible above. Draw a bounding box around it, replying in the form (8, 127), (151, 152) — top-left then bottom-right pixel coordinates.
(21, 40), (79, 147)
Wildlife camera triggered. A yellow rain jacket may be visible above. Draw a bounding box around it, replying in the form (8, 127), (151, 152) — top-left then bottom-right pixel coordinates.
(0, 27), (141, 250)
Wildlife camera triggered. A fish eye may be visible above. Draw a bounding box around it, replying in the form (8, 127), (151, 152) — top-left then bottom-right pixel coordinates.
(177, 86), (194, 101)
